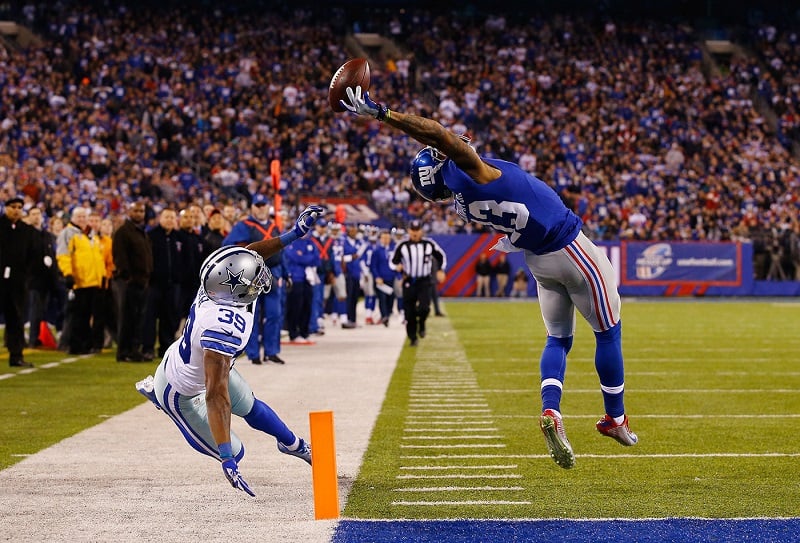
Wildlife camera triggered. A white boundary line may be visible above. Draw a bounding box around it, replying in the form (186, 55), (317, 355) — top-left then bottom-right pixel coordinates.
(400, 453), (800, 459)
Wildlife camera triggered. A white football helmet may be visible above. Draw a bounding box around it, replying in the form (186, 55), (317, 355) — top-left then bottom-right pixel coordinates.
(200, 246), (273, 306)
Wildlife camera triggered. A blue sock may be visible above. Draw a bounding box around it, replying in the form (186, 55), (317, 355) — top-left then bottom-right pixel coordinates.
(243, 398), (296, 446)
(540, 335), (572, 412)
(595, 322), (625, 418)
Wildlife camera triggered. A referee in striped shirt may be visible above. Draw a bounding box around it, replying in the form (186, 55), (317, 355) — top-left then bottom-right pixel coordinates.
(392, 219), (447, 346)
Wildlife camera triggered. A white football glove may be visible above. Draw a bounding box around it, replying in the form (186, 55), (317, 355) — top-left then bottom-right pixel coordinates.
(341, 86), (389, 121)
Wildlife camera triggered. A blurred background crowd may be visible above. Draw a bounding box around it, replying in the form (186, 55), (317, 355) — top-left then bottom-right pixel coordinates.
(0, 0), (799, 283)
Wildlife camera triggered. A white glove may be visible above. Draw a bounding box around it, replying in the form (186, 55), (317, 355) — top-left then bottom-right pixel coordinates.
(491, 237), (522, 253)
(341, 86), (389, 121)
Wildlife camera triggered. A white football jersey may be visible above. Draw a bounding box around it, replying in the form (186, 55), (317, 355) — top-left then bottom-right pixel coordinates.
(164, 291), (254, 396)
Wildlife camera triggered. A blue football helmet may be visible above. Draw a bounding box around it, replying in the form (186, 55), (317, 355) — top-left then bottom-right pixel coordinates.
(410, 147), (453, 202)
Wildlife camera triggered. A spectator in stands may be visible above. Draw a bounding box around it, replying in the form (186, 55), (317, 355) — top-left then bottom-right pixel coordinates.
(510, 268), (530, 298)
(56, 206), (105, 355)
(112, 201), (152, 363)
(89, 212), (114, 351)
(24, 207), (59, 349)
(341, 224), (364, 328)
(308, 219), (333, 335)
(370, 229), (397, 326)
(223, 194), (286, 365)
(474, 253), (492, 297)
(202, 209), (227, 257)
(283, 226), (320, 344)
(177, 207), (206, 317)
(493, 253), (511, 297)
(144, 208), (182, 361)
(1, 196), (36, 367)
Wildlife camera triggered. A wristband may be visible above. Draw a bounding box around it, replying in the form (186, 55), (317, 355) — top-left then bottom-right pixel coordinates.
(218, 442), (234, 460)
(376, 105), (389, 122)
(279, 230), (299, 246)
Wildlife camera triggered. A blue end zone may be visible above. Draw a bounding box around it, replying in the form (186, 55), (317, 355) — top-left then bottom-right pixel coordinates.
(333, 519), (800, 543)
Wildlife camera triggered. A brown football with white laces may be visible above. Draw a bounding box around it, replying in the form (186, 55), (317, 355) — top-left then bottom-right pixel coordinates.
(329, 58), (370, 112)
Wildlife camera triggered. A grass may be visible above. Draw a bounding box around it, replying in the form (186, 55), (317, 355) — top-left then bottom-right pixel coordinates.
(2, 300), (800, 520)
(344, 300), (800, 519)
(0, 349), (154, 469)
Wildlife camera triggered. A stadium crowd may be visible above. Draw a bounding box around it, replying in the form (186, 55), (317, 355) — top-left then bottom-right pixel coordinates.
(0, 2), (798, 280)
(1, 1), (799, 361)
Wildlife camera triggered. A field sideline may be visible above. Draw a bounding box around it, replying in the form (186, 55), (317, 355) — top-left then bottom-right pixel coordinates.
(1, 299), (799, 542)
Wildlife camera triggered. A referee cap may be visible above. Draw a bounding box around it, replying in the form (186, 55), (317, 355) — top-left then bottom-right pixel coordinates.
(408, 219), (423, 230)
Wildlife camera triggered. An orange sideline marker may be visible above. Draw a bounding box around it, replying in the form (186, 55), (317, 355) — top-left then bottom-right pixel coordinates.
(309, 410), (339, 519)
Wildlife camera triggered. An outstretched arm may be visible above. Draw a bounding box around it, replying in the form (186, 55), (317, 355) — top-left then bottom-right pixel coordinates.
(342, 86), (500, 184)
(245, 205), (326, 260)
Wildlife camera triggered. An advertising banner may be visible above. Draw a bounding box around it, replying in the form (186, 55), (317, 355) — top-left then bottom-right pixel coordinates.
(621, 241), (742, 286)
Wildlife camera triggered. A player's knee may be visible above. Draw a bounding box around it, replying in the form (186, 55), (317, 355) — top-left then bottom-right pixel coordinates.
(545, 335), (573, 355)
(595, 322), (621, 343)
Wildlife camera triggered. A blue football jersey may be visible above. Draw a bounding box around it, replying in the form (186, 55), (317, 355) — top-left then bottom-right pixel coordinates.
(444, 158), (582, 255)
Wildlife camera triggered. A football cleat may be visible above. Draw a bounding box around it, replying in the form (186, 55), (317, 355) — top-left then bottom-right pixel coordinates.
(596, 414), (638, 446)
(277, 438), (312, 465)
(135, 375), (162, 410)
(539, 409), (575, 469)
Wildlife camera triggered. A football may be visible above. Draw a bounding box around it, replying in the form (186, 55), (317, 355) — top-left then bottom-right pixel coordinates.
(329, 58), (370, 112)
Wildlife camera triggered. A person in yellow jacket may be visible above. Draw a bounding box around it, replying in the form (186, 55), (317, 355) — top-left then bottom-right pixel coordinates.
(56, 207), (106, 355)
(89, 213), (116, 351)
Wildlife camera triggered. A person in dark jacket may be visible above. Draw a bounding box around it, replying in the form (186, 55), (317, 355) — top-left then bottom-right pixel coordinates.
(177, 206), (205, 317)
(0, 197), (37, 367)
(143, 208), (181, 360)
(112, 200), (153, 362)
(25, 207), (60, 348)
(201, 208), (227, 258)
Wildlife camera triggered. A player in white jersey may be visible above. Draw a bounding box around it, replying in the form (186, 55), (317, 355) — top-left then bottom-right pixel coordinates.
(136, 205), (325, 497)
(341, 86), (637, 471)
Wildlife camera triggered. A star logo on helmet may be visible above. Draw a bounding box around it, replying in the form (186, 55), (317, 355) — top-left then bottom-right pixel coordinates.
(220, 268), (246, 293)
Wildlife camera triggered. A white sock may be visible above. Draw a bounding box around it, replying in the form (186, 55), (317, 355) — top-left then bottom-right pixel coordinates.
(613, 414), (625, 425)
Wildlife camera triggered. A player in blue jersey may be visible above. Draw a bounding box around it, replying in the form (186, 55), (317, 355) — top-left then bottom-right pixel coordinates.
(341, 87), (637, 469)
(135, 205), (325, 496)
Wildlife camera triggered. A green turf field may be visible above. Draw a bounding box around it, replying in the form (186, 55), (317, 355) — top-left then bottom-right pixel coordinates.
(0, 349), (154, 470)
(344, 300), (800, 519)
(2, 301), (800, 519)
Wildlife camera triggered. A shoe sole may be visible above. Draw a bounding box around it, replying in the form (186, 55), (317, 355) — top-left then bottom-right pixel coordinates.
(540, 415), (575, 469)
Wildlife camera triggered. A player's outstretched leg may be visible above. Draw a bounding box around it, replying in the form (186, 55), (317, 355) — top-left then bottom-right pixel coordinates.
(539, 409), (575, 469)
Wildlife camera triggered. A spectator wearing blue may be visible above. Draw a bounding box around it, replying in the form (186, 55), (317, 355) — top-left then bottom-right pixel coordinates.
(369, 229), (397, 327)
(283, 228), (320, 344)
(327, 222), (349, 326)
(308, 218), (332, 335)
(341, 224), (365, 329)
(223, 194), (286, 365)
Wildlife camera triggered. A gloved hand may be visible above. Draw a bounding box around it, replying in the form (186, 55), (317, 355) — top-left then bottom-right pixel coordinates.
(64, 275), (75, 290)
(221, 458), (255, 497)
(293, 205), (326, 238)
(341, 86), (389, 121)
